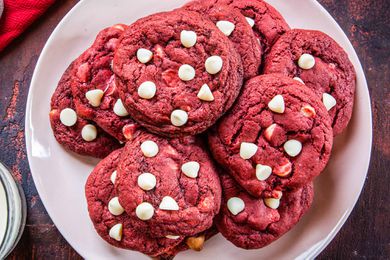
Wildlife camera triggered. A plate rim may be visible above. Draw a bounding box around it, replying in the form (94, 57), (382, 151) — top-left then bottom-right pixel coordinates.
(25, 0), (373, 259)
(293, 1), (373, 258)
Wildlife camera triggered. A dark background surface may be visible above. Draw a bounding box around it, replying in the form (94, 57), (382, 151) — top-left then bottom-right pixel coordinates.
(0, 0), (388, 259)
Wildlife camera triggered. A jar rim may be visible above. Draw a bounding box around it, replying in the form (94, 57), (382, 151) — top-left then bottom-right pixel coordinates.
(0, 162), (26, 258)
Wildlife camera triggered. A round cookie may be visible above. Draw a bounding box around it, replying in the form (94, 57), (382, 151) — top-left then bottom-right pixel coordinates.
(113, 10), (243, 137)
(116, 131), (222, 237)
(208, 74), (333, 197)
(50, 63), (121, 158)
(185, 0), (290, 59)
(71, 24), (138, 142)
(263, 29), (356, 135)
(216, 174), (314, 249)
(183, 3), (261, 79)
(85, 149), (184, 257)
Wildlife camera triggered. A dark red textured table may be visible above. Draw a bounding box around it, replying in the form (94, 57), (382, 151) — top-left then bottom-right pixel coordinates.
(0, 0), (388, 259)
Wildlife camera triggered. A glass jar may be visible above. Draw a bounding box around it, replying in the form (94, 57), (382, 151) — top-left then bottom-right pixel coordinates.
(0, 162), (26, 258)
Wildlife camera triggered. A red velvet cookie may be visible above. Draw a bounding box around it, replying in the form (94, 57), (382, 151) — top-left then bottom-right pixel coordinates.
(208, 74), (333, 197)
(71, 24), (138, 142)
(191, 0), (290, 59)
(113, 10), (243, 137)
(263, 29), (356, 135)
(116, 131), (222, 237)
(85, 149), (184, 257)
(50, 63), (121, 158)
(183, 2), (261, 79)
(216, 174), (314, 249)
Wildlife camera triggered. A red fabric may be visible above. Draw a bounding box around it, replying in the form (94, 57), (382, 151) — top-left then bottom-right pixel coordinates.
(0, 0), (55, 52)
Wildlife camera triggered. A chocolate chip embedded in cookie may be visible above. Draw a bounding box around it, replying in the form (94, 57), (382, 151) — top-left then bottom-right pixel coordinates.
(70, 24), (138, 142)
(216, 174), (314, 249)
(183, 2), (261, 79)
(263, 29), (356, 135)
(113, 10), (243, 137)
(116, 131), (222, 237)
(85, 149), (185, 257)
(49, 63), (121, 158)
(208, 74), (333, 197)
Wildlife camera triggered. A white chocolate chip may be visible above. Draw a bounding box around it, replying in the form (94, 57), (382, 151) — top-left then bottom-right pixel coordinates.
(85, 89), (104, 107)
(216, 20), (235, 36)
(268, 95), (285, 114)
(122, 124), (136, 140)
(264, 198), (280, 209)
(108, 197), (124, 216)
(227, 197), (245, 215)
(76, 63), (90, 82)
(240, 142), (258, 160)
(113, 99), (129, 117)
(264, 123), (277, 141)
(166, 235), (180, 240)
(180, 30), (197, 48)
(256, 164), (272, 181)
(136, 202), (154, 220)
(178, 64), (195, 81)
(273, 160), (292, 177)
(283, 139), (302, 157)
(245, 17), (255, 27)
(138, 81), (156, 99)
(159, 196), (179, 211)
(293, 77), (304, 84)
(205, 56), (223, 75)
(113, 24), (125, 31)
(322, 93), (337, 111)
(298, 54), (315, 70)
(197, 84), (214, 101)
(81, 124), (97, 142)
(301, 105), (316, 118)
(109, 223), (123, 241)
(110, 170), (117, 184)
(140, 140), (159, 157)
(137, 48), (153, 63)
(181, 161), (200, 178)
(274, 190), (283, 199)
(60, 108), (77, 126)
(170, 109), (188, 127)
(137, 172), (157, 191)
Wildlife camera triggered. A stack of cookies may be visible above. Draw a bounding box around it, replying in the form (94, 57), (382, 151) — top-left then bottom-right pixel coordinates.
(49, 0), (356, 258)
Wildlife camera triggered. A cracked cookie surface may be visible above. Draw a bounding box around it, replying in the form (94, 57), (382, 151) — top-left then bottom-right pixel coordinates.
(198, 0), (290, 60)
(113, 10), (243, 137)
(50, 63), (121, 158)
(183, 2), (261, 79)
(216, 174), (314, 249)
(85, 149), (184, 257)
(263, 29), (356, 135)
(70, 25), (138, 142)
(116, 131), (222, 237)
(208, 74), (333, 197)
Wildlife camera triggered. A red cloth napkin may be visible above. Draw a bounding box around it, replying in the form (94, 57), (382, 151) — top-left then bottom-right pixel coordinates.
(0, 0), (55, 52)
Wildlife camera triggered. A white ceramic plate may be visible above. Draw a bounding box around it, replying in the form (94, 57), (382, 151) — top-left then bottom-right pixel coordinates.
(25, 0), (372, 259)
